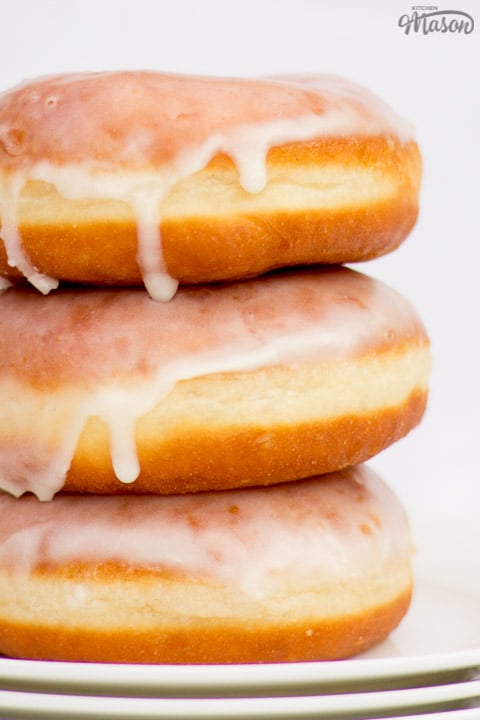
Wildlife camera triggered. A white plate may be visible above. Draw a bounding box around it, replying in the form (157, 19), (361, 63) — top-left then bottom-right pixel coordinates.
(0, 515), (478, 718)
(1, 646), (479, 697)
(0, 680), (479, 720)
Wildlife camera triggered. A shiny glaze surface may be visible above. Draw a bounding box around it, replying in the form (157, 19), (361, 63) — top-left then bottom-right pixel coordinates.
(0, 466), (411, 598)
(0, 71), (412, 169)
(0, 267), (426, 387)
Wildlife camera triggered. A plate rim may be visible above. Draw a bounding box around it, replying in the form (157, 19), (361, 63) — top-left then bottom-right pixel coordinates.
(0, 678), (479, 717)
(1, 647), (479, 692)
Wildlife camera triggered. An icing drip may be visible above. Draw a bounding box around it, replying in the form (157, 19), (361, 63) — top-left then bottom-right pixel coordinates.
(0, 467), (412, 598)
(0, 276), (12, 292)
(0, 177), (57, 293)
(131, 193), (178, 302)
(0, 71), (414, 299)
(92, 386), (155, 484)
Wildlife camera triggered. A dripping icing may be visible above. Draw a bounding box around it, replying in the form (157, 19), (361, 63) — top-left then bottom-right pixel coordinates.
(0, 175), (57, 293)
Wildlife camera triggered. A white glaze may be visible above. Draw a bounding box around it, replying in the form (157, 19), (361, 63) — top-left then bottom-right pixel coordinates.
(0, 276), (12, 292)
(0, 466), (411, 598)
(0, 176), (58, 293)
(0, 71), (414, 299)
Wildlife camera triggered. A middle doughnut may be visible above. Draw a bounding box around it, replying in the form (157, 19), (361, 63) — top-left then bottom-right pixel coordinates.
(0, 267), (431, 500)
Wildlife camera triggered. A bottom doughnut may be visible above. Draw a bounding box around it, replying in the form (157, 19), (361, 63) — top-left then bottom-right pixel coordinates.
(0, 466), (412, 663)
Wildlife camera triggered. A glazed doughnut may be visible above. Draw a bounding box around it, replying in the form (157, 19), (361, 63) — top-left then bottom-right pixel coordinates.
(0, 266), (431, 500)
(0, 465), (413, 663)
(0, 71), (421, 299)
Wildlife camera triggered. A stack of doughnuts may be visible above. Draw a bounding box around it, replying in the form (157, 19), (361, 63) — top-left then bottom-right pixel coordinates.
(0, 71), (430, 663)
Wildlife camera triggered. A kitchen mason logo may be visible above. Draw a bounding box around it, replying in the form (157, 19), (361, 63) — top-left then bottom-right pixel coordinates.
(398, 7), (475, 34)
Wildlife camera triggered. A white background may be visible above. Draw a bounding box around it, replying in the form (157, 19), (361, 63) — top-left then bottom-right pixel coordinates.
(0, 1), (478, 533)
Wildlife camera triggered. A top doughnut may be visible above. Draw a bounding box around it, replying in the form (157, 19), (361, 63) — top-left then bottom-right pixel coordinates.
(0, 71), (422, 299)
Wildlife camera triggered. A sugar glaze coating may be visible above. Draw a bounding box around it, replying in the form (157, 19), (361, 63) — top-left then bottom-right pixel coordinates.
(0, 466), (411, 599)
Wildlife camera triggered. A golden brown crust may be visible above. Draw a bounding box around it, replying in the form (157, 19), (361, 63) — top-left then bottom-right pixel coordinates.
(0, 589), (411, 663)
(65, 388), (427, 495)
(0, 138), (421, 286)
